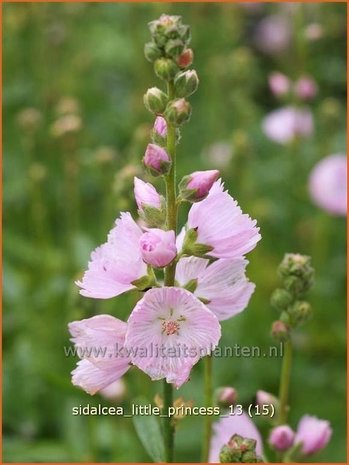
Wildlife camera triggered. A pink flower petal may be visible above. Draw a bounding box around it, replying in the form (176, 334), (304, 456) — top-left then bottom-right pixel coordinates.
(72, 359), (128, 396)
(176, 257), (255, 320)
(76, 212), (147, 299)
(188, 191), (261, 259)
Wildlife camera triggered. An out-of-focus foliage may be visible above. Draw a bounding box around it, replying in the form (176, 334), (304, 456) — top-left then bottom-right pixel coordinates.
(3, 2), (346, 462)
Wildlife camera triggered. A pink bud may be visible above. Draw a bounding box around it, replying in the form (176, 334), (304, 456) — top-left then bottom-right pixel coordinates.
(153, 116), (167, 137)
(143, 143), (171, 176)
(216, 387), (237, 407)
(295, 415), (332, 455)
(269, 425), (295, 451)
(134, 177), (162, 212)
(140, 229), (177, 268)
(268, 72), (291, 97)
(180, 170), (220, 202)
(294, 76), (318, 101)
(256, 390), (279, 408)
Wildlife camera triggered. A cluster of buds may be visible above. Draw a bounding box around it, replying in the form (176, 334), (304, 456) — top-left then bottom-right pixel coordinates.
(270, 253), (314, 341)
(143, 14), (198, 128)
(219, 434), (263, 463)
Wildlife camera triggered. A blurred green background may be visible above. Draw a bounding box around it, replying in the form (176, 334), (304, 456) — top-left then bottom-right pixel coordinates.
(3, 2), (346, 462)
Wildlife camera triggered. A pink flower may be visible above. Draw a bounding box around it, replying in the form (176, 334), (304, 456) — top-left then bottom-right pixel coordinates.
(179, 170), (220, 202)
(209, 413), (263, 462)
(76, 212), (147, 298)
(254, 15), (291, 55)
(269, 425), (295, 451)
(185, 181), (261, 258)
(294, 76), (318, 101)
(176, 256), (255, 320)
(68, 315), (131, 395)
(309, 154), (347, 216)
(295, 415), (332, 455)
(262, 106), (313, 144)
(153, 116), (167, 137)
(125, 287), (221, 388)
(269, 72), (291, 97)
(143, 143), (171, 176)
(140, 229), (177, 268)
(134, 177), (162, 212)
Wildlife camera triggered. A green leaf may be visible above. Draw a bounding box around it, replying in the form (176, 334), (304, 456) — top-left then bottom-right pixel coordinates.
(132, 397), (165, 462)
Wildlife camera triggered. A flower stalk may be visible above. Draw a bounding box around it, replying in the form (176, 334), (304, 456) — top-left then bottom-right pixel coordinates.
(202, 354), (213, 462)
(277, 339), (292, 426)
(163, 80), (177, 463)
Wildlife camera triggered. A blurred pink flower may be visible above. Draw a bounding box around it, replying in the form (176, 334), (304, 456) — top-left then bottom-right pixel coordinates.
(68, 315), (130, 395)
(295, 415), (332, 455)
(254, 15), (292, 55)
(187, 181), (261, 258)
(262, 106), (313, 144)
(125, 287), (221, 388)
(175, 256), (255, 321)
(294, 75), (318, 101)
(268, 72), (291, 97)
(269, 425), (295, 451)
(76, 212), (147, 298)
(140, 229), (177, 267)
(309, 154), (347, 216)
(209, 413), (263, 462)
(201, 142), (233, 169)
(134, 177), (162, 212)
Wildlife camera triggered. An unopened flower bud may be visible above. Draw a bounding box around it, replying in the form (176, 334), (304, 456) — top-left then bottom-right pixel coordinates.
(153, 116), (167, 137)
(134, 177), (165, 228)
(219, 444), (242, 463)
(216, 387), (237, 408)
(140, 229), (177, 268)
(256, 390), (279, 409)
(143, 143), (171, 176)
(144, 41), (162, 62)
(269, 72), (291, 97)
(149, 14), (182, 46)
(176, 48), (194, 68)
(278, 253), (314, 296)
(165, 38), (185, 58)
(154, 58), (179, 81)
(165, 98), (192, 126)
(174, 70), (199, 98)
(271, 320), (290, 342)
(288, 301), (313, 326)
(294, 76), (318, 101)
(271, 288), (293, 311)
(143, 87), (168, 114)
(220, 434), (262, 463)
(295, 415), (332, 455)
(179, 170), (219, 202)
(269, 425), (295, 451)
(178, 24), (191, 44)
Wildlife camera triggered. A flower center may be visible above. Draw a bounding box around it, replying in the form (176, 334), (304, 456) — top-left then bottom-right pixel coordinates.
(162, 320), (180, 336)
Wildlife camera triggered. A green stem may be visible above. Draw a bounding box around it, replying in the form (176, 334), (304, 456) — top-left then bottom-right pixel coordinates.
(162, 79), (177, 463)
(277, 339), (293, 425)
(202, 355), (213, 462)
